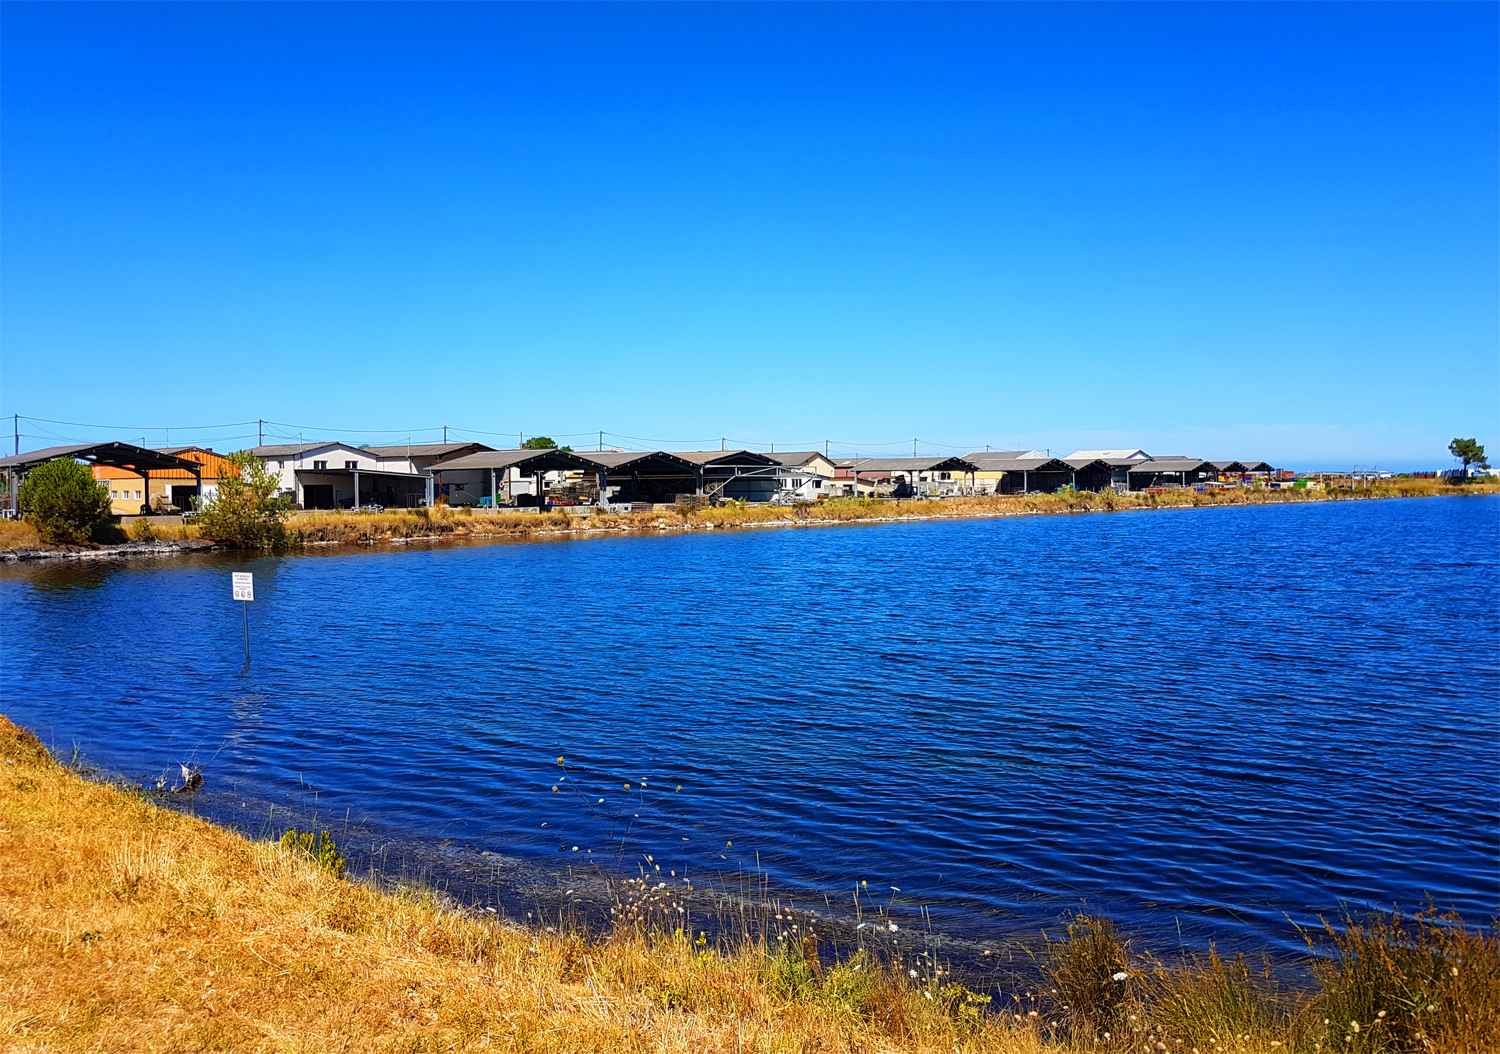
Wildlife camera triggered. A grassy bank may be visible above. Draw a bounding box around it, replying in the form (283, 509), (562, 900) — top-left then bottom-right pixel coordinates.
(4, 716), (1495, 1053)
(283, 480), (1500, 550)
(3, 480), (1496, 556)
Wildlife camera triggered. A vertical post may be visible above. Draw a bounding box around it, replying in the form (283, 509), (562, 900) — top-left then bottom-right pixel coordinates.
(596, 469), (609, 506)
(353, 468), (360, 509)
(258, 420), (264, 447)
(444, 425), (449, 443)
(243, 600), (249, 658)
(599, 431), (603, 452)
(12, 414), (17, 456)
(489, 468), (496, 508)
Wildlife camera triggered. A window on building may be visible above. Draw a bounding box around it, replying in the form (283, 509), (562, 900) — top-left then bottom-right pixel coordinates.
(134, 490), (142, 499)
(313, 460), (327, 470)
(813, 480), (822, 489)
(345, 461), (357, 470)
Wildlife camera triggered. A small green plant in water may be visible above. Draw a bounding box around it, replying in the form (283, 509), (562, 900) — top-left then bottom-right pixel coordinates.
(280, 827), (346, 880)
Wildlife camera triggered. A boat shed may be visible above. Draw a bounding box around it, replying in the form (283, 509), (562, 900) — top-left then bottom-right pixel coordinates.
(0, 442), (202, 516)
(1127, 457), (1216, 490)
(963, 453), (1073, 495)
(840, 456), (980, 497)
(672, 450), (786, 502)
(428, 447), (599, 507)
(570, 450), (703, 505)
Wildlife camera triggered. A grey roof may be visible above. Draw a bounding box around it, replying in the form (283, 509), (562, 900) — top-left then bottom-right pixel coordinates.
(571, 450), (698, 472)
(1069, 448), (1150, 461)
(964, 454), (1071, 473)
(252, 441), (346, 458)
(765, 451), (831, 467)
(0, 442), (202, 473)
(431, 448), (596, 472)
(1127, 457), (1212, 474)
(672, 450), (781, 466)
(839, 456), (979, 473)
(1065, 454), (1149, 469)
(1214, 460), (1274, 472)
(362, 442), (490, 459)
(962, 450), (1033, 462)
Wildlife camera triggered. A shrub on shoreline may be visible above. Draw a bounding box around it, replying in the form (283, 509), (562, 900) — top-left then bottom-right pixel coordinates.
(16, 457), (114, 544)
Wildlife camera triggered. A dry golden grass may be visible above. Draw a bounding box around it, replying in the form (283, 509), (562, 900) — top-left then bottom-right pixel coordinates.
(4, 716), (1496, 1053)
(277, 480), (1500, 553)
(0, 518), (41, 549)
(0, 715), (1054, 1053)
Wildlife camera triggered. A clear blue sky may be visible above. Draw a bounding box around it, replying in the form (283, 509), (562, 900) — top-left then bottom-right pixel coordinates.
(2, 2), (1495, 468)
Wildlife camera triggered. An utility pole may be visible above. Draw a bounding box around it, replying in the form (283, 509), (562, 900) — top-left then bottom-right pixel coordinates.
(825, 440), (829, 457)
(721, 437), (726, 451)
(258, 419), (264, 447)
(443, 424), (449, 443)
(599, 430), (603, 452)
(912, 438), (917, 456)
(12, 414), (17, 457)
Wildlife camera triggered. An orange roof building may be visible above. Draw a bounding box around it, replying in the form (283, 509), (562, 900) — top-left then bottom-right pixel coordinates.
(93, 446), (232, 514)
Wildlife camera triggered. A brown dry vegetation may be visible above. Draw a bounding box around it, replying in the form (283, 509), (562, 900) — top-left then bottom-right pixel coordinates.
(280, 481), (1500, 551)
(4, 479), (1496, 555)
(0, 517), (41, 549)
(4, 716), (1497, 1053)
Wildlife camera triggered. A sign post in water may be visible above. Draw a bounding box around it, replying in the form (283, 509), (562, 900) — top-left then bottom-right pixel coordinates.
(232, 572), (254, 657)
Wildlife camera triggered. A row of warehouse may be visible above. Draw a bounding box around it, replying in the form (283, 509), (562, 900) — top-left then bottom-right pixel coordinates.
(0, 440), (1279, 515)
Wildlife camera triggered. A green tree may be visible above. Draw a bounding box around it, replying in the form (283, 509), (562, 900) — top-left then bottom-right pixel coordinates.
(1448, 438), (1489, 477)
(17, 458), (114, 544)
(521, 436), (572, 452)
(196, 451), (291, 549)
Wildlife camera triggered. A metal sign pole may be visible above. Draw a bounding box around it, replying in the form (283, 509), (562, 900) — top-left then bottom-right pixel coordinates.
(232, 572), (255, 660)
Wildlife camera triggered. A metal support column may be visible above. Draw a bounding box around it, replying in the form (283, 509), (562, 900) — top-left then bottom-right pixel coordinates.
(489, 468), (496, 508)
(353, 468), (360, 510)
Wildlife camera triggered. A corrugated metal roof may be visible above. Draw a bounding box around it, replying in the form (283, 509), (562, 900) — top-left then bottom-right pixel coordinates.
(431, 448), (596, 472)
(838, 456), (979, 472)
(572, 450), (698, 472)
(765, 451), (831, 467)
(362, 442), (490, 458)
(1127, 457), (1211, 473)
(0, 442), (202, 473)
(963, 455), (1072, 473)
(672, 450), (781, 466)
(1069, 449), (1151, 461)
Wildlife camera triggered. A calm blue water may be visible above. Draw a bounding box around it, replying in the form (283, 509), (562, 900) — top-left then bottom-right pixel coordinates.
(3, 496), (1497, 952)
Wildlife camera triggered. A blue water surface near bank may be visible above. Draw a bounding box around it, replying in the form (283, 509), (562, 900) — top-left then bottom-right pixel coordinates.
(3, 496), (1497, 951)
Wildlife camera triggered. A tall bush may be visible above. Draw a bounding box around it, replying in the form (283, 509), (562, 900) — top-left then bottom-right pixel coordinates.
(17, 458), (113, 544)
(196, 451), (291, 550)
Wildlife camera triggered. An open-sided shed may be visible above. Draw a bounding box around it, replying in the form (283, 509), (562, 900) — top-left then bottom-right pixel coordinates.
(1127, 457), (1215, 490)
(431, 448), (599, 507)
(963, 454), (1073, 494)
(0, 442), (203, 516)
(572, 450), (703, 504)
(840, 456), (979, 497)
